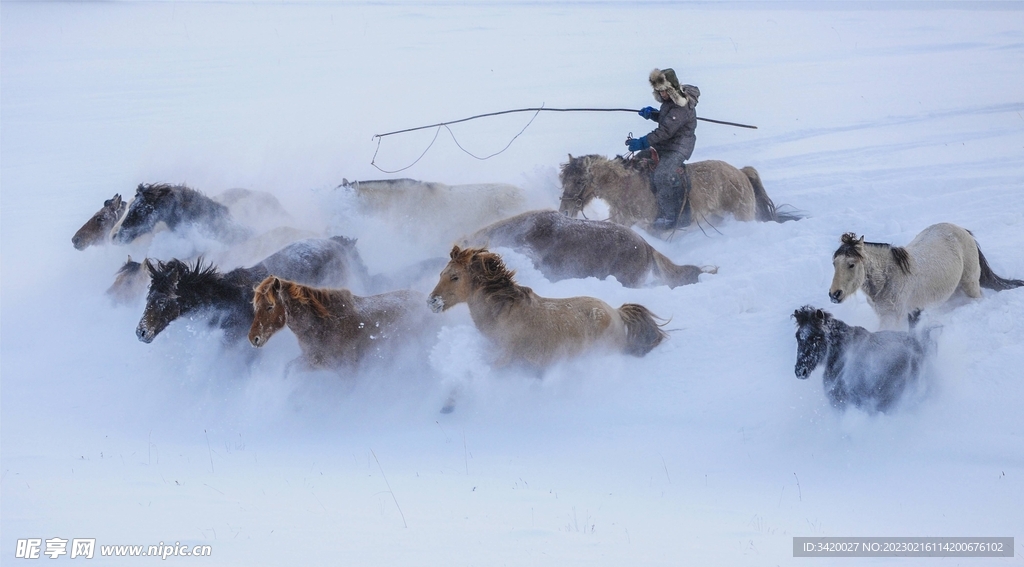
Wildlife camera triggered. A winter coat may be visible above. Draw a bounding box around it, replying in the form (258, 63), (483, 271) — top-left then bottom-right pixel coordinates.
(646, 101), (697, 160)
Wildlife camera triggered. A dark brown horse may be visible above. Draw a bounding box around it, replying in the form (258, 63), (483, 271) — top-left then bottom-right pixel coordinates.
(72, 194), (126, 250)
(428, 246), (667, 369)
(465, 210), (716, 288)
(249, 276), (432, 370)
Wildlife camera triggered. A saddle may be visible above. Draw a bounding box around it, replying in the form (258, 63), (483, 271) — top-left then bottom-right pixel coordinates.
(622, 147), (660, 175)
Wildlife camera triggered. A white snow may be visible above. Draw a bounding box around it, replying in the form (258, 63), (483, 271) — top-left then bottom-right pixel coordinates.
(2, 2), (1022, 565)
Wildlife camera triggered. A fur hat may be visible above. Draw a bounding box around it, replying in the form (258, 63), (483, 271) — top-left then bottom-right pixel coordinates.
(649, 68), (699, 108)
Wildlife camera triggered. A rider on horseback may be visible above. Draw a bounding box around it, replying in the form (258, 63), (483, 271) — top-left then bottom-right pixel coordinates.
(626, 68), (699, 231)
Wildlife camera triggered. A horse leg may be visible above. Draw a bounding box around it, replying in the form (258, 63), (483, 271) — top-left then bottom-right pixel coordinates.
(960, 258), (983, 298)
(961, 276), (983, 298)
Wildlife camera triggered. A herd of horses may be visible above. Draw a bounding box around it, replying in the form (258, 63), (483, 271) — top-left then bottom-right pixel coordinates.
(73, 154), (1023, 413)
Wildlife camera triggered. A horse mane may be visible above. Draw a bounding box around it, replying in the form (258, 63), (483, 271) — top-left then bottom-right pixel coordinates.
(561, 154), (631, 183)
(283, 280), (338, 319)
(139, 182), (223, 209)
(455, 247), (531, 307)
(148, 257), (220, 294)
(255, 277), (339, 320)
(833, 232), (911, 275)
(138, 182), (181, 199)
(793, 305), (832, 327)
(589, 154), (632, 179)
(559, 154), (590, 182)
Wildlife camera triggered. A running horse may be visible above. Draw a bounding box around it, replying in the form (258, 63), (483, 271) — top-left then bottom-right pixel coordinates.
(248, 276), (432, 370)
(558, 152), (801, 234)
(428, 245), (668, 369)
(829, 224), (1023, 329)
(464, 210), (716, 288)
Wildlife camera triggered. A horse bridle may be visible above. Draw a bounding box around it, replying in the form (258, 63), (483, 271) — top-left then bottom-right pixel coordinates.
(559, 186), (590, 219)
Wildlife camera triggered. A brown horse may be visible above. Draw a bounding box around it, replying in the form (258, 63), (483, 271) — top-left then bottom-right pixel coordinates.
(464, 210), (716, 288)
(72, 194), (126, 250)
(249, 276), (432, 370)
(427, 246), (667, 369)
(558, 152), (800, 234)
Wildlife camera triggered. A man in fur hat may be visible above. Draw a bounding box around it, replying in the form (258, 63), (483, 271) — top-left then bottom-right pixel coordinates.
(626, 68), (699, 231)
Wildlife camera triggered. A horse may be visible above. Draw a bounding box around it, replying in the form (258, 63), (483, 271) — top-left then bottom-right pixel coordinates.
(464, 210), (716, 288)
(75, 186), (291, 250)
(136, 236), (370, 344)
(106, 256), (150, 305)
(334, 178), (528, 255)
(72, 194), (126, 250)
(793, 306), (937, 413)
(103, 226), (322, 306)
(829, 224), (1024, 329)
(427, 246), (668, 369)
(248, 276), (432, 371)
(113, 183), (254, 245)
(557, 152), (801, 235)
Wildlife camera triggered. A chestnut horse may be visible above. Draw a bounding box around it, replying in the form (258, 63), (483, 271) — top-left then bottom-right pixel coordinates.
(249, 276), (432, 370)
(428, 246), (667, 369)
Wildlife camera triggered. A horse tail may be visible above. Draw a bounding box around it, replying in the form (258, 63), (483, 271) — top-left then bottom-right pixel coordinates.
(742, 166), (803, 223)
(617, 303), (668, 356)
(743, 166), (777, 222)
(651, 250), (716, 288)
(977, 244), (1024, 291)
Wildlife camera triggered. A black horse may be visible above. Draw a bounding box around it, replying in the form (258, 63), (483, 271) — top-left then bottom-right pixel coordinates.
(137, 237), (370, 344)
(792, 306), (936, 413)
(114, 183), (251, 245)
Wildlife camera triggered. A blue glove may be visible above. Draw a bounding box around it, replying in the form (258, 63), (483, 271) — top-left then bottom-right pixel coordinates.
(638, 106), (656, 120)
(626, 136), (649, 152)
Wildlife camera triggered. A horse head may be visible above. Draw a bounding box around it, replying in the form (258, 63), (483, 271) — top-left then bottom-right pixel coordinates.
(558, 154), (596, 218)
(105, 255), (149, 305)
(829, 232), (866, 304)
(249, 276), (288, 348)
(136, 258), (190, 343)
(114, 184), (174, 244)
(73, 193), (126, 250)
(793, 305), (832, 379)
(429, 245), (486, 313)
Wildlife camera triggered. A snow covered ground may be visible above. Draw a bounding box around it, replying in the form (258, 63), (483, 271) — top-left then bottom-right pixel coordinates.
(2, 2), (1022, 565)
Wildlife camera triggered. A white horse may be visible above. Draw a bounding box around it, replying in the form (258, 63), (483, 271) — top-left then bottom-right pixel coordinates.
(829, 223), (1023, 329)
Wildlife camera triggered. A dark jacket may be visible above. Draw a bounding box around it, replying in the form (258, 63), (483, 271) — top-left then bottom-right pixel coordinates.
(647, 101), (697, 160)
